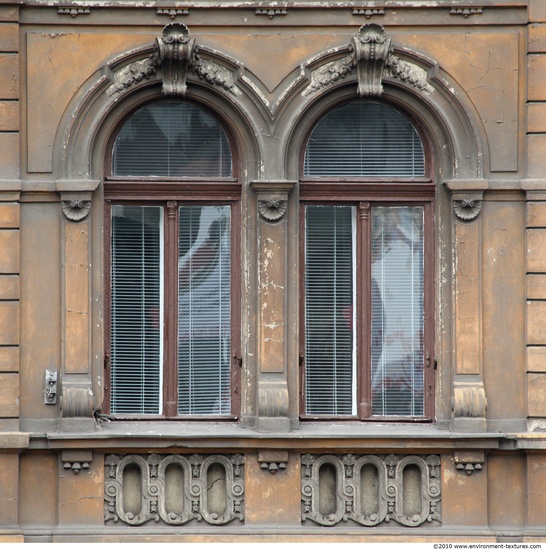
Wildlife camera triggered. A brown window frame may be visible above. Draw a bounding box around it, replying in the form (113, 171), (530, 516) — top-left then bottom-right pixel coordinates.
(103, 185), (242, 420)
(102, 97), (241, 420)
(299, 182), (436, 422)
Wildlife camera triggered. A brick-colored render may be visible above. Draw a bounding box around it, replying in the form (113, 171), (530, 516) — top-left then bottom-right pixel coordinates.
(1, 0), (546, 542)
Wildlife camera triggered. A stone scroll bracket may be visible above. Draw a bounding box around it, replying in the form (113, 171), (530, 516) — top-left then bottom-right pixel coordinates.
(258, 450), (289, 474)
(251, 181), (297, 433)
(454, 450), (485, 475)
(153, 23), (196, 96)
(352, 23), (392, 97)
(62, 449), (93, 475)
(449, 188), (487, 432)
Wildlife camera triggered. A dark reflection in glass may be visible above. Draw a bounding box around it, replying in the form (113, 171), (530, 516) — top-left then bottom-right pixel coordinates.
(112, 101), (231, 177)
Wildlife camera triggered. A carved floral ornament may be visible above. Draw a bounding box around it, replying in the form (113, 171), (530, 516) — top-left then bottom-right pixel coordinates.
(61, 199), (91, 222)
(258, 198), (288, 222)
(303, 24), (433, 98)
(107, 23), (433, 107)
(301, 453), (441, 528)
(453, 198), (482, 221)
(104, 453), (245, 526)
(107, 23), (238, 98)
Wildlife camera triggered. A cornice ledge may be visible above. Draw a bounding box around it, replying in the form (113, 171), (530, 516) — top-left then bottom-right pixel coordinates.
(55, 179), (100, 192)
(250, 180), (297, 193)
(445, 179), (489, 191)
(522, 179), (546, 191)
(0, 180), (23, 192)
(0, 432), (30, 451)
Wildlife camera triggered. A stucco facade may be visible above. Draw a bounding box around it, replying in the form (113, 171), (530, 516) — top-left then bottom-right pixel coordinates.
(1, 0), (546, 542)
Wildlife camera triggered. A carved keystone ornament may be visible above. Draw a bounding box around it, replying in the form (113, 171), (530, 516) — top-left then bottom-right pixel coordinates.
(153, 23), (196, 96)
(108, 24), (238, 97)
(303, 24), (433, 98)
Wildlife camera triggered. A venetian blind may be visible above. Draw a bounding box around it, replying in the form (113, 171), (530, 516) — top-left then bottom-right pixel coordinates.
(304, 101), (425, 178)
(371, 206), (424, 416)
(178, 205), (231, 415)
(112, 100), (231, 177)
(110, 205), (162, 415)
(305, 205), (356, 415)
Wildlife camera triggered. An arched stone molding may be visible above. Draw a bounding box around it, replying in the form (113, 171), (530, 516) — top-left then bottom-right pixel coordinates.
(51, 28), (266, 427)
(282, 31), (490, 431)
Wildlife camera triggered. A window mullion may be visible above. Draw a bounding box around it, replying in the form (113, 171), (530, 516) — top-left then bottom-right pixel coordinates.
(163, 201), (179, 417)
(358, 202), (372, 419)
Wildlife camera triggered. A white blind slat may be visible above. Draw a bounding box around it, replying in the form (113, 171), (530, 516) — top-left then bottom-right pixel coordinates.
(110, 205), (163, 415)
(305, 205), (355, 416)
(304, 101), (425, 178)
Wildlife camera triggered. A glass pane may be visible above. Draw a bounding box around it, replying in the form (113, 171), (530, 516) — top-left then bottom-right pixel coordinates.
(304, 101), (425, 178)
(305, 205), (355, 415)
(110, 205), (162, 414)
(371, 206), (424, 416)
(112, 101), (232, 177)
(178, 205), (231, 415)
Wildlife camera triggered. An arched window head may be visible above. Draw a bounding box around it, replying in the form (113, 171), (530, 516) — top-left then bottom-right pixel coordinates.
(304, 100), (425, 178)
(111, 100), (232, 178)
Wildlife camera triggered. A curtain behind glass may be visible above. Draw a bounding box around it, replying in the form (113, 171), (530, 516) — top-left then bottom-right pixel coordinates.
(371, 206), (424, 416)
(110, 205), (162, 414)
(178, 205), (231, 415)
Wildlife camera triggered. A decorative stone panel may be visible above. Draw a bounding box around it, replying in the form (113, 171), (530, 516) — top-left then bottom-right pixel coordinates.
(104, 453), (245, 526)
(301, 454), (441, 528)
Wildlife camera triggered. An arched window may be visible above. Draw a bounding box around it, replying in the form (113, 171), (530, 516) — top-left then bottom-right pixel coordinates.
(300, 99), (434, 420)
(104, 99), (240, 419)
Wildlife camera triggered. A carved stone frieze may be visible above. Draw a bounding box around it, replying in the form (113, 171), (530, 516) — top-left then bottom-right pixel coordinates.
(385, 54), (434, 93)
(107, 58), (157, 97)
(104, 453), (245, 526)
(303, 25), (432, 98)
(301, 453), (441, 528)
(193, 57), (238, 93)
(107, 24), (239, 97)
(453, 198), (482, 221)
(303, 54), (355, 97)
(61, 199), (91, 221)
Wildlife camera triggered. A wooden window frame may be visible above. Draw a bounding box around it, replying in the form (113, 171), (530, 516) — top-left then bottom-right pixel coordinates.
(299, 182), (435, 422)
(103, 186), (242, 420)
(102, 97), (241, 420)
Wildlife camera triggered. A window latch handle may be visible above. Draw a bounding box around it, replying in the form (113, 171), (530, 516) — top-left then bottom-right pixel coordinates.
(425, 354), (437, 370)
(233, 354), (242, 368)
